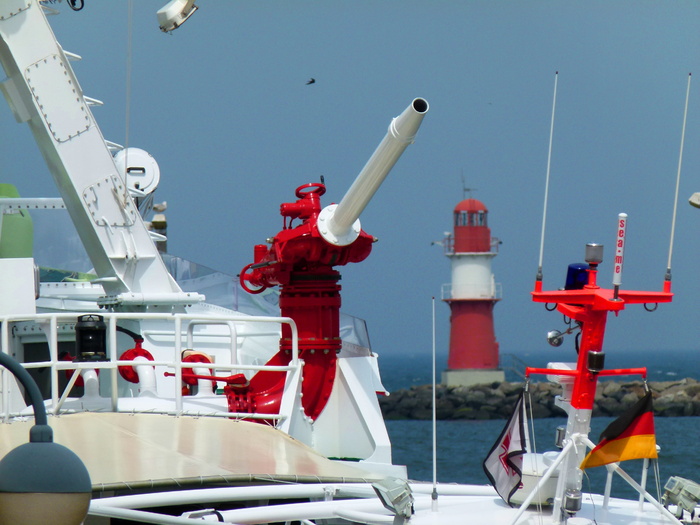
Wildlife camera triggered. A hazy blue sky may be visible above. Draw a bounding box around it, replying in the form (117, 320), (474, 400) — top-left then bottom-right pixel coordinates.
(1, 1), (699, 367)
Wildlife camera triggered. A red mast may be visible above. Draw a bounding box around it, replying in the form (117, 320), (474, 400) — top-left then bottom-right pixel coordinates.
(526, 242), (673, 409)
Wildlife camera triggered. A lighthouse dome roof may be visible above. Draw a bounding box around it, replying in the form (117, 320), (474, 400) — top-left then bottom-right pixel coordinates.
(454, 198), (488, 213)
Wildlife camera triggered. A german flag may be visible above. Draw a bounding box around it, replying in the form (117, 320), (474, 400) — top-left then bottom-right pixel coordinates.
(580, 391), (657, 469)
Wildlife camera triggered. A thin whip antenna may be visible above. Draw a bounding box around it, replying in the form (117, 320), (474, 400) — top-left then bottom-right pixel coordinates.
(431, 297), (438, 511)
(537, 72), (559, 282)
(123, 0), (134, 189)
(666, 73), (692, 280)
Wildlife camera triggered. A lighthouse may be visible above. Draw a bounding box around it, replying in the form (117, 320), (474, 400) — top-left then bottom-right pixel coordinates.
(441, 196), (504, 387)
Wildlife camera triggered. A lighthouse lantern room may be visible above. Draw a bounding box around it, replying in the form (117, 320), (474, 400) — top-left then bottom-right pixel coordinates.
(441, 196), (504, 387)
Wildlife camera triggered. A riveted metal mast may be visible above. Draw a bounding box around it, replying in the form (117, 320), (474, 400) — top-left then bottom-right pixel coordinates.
(0, 2), (197, 308)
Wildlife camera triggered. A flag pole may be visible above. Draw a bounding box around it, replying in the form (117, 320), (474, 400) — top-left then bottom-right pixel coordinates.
(431, 296), (438, 511)
(638, 458), (650, 510)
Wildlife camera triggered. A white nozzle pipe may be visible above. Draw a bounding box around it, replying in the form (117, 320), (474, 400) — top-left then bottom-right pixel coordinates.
(318, 98), (429, 246)
(194, 365), (215, 396)
(133, 356), (157, 396)
(81, 369), (100, 398)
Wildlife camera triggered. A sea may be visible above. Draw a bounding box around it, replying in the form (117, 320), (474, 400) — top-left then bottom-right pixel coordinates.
(380, 349), (700, 500)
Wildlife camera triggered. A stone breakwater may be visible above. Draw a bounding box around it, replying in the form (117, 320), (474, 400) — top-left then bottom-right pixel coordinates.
(379, 378), (700, 420)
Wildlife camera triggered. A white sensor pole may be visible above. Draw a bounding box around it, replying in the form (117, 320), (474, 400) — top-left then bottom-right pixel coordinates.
(612, 213), (627, 300)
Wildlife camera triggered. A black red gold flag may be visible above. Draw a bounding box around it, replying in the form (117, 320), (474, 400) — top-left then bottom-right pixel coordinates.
(580, 391), (656, 469)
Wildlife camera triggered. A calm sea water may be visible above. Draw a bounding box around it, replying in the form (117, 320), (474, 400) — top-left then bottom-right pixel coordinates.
(377, 348), (700, 392)
(380, 350), (700, 500)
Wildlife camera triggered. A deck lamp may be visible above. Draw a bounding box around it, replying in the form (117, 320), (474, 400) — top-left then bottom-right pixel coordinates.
(0, 352), (91, 525)
(372, 477), (414, 523)
(75, 314), (108, 361)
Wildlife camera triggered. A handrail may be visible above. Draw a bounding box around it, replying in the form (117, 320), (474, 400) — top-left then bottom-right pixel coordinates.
(185, 320), (238, 364)
(0, 311), (300, 421)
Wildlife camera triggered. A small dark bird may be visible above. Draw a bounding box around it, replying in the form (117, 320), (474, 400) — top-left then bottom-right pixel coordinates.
(306, 78), (316, 85)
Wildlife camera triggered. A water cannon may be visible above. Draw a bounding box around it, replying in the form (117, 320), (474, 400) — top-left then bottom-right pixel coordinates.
(318, 98), (429, 247)
(237, 99), (428, 421)
(240, 98), (429, 294)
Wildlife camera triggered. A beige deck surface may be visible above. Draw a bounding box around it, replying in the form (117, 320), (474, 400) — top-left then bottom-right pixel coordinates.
(0, 413), (381, 491)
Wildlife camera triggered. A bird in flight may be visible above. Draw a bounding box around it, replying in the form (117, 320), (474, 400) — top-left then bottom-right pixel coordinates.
(306, 78), (316, 85)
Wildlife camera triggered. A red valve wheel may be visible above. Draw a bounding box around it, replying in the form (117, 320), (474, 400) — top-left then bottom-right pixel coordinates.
(239, 262), (267, 295)
(295, 182), (326, 199)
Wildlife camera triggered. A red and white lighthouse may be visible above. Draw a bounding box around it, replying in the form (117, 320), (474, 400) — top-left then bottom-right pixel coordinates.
(441, 196), (504, 387)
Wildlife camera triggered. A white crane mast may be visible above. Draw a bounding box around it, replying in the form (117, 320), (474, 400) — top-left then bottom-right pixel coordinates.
(0, 1), (199, 308)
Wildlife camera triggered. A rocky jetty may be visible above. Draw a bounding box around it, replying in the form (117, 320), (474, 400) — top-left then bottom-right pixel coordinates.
(379, 378), (700, 420)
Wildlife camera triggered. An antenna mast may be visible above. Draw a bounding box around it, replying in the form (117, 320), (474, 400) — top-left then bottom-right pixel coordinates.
(666, 73), (691, 283)
(431, 297), (438, 511)
(536, 71), (559, 285)
(461, 174), (476, 200)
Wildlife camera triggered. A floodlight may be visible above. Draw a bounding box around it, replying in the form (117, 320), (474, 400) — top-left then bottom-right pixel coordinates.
(157, 0), (198, 32)
(372, 477), (414, 522)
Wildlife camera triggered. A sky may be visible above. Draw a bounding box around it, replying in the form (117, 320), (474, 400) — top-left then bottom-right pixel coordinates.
(1, 1), (700, 367)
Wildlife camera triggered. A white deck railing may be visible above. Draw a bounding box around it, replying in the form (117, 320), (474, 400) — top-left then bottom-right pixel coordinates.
(0, 312), (299, 423)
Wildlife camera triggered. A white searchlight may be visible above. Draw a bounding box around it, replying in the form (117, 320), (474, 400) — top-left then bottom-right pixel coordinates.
(157, 0), (198, 32)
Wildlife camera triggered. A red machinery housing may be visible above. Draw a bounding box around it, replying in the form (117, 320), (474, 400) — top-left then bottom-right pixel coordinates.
(239, 183), (375, 420)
